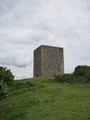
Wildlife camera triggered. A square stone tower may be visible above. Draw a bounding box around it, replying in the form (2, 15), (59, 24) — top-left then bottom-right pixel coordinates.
(33, 45), (64, 77)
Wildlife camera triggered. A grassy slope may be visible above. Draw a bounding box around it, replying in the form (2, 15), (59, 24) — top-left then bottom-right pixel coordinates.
(0, 77), (90, 120)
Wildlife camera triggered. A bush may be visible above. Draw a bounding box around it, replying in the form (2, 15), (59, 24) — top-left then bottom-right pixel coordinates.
(73, 65), (90, 82)
(54, 74), (86, 83)
(0, 66), (14, 85)
(55, 74), (76, 83)
(0, 81), (8, 100)
(54, 65), (90, 83)
(84, 71), (90, 82)
(73, 65), (90, 77)
(0, 66), (14, 100)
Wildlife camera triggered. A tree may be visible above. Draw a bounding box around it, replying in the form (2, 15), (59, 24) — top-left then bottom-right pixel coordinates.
(0, 66), (14, 100)
(0, 66), (14, 85)
(73, 65), (90, 77)
(73, 65), (90, 82)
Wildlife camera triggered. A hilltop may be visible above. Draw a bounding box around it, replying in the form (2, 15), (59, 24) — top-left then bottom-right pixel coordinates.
(0, 77), (90, 120)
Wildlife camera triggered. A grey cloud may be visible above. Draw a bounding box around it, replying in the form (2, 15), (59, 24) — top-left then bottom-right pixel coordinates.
(0, 0), (90, 79)
(0, 0), (18, 16)
(0, 47), (32, 68)
(0, 57), (32, 68)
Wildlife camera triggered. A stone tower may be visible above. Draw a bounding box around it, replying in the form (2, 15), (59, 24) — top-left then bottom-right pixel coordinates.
(34, 45), (64, 77)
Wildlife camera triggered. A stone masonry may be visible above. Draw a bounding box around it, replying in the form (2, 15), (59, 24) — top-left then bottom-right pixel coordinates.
(34, 45), (64, 77)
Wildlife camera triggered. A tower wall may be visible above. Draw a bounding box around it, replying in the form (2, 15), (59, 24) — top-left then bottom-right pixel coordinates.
(34, 46), (42, 77)
(34, 45), (64, 77)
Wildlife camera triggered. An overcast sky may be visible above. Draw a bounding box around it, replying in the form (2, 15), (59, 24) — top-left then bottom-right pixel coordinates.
(0, 0), (90, 79)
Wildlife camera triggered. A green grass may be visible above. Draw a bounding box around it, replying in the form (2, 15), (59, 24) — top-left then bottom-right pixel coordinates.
(0, 77), (90, 120)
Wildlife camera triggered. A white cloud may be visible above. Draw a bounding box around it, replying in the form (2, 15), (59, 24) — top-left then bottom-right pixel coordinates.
(0, 0), (90, 79)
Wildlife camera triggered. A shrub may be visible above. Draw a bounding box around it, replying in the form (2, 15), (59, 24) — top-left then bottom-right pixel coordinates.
(55, 74), (76, 83)
(73, 65), (90, 77)
(0, 81), (8, 100)
(84, 71), (90, 82)
(0, 66), (14, 85)
(73, 65), (90, 82)
(54, 74), (86, 83)
(0, 66), (14, 100)
(55, 65), (90, 83)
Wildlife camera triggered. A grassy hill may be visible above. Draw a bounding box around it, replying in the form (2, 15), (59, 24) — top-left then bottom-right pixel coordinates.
(0, 77), (90, 120)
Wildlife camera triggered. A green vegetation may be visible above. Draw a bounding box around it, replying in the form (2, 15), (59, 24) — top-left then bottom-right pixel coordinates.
(0, 77), (90, 120)
(0, 66), (14, 100)
(73, 65), (90, 75)
(0, 65), (90, 119)
(55, 65), (90, 83)
(73, 65), (90, 80)
(0, 66), (14, 85)
(55, 74), (85, 83)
